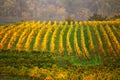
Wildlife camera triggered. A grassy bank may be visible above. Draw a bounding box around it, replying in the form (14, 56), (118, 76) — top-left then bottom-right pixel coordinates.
(0, 50), (120, 80)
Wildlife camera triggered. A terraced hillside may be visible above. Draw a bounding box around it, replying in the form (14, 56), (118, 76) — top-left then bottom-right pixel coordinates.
(0, 21), (120, 63)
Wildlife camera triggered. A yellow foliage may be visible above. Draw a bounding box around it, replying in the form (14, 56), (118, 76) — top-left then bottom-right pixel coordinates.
(28, 67), (40, 78)
(82, 74), (96, 80)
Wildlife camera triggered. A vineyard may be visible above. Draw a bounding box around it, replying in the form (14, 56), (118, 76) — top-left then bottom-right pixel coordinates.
(0, 21), (120, 79)
(0, 21), (120, 61)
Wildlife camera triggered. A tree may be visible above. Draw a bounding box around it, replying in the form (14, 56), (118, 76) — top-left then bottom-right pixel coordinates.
(88, 13), (107, 21)
(108, 13), (120, 20)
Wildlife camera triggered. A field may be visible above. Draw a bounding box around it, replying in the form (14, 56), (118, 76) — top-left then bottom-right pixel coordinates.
(0, 21), (120, 80)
